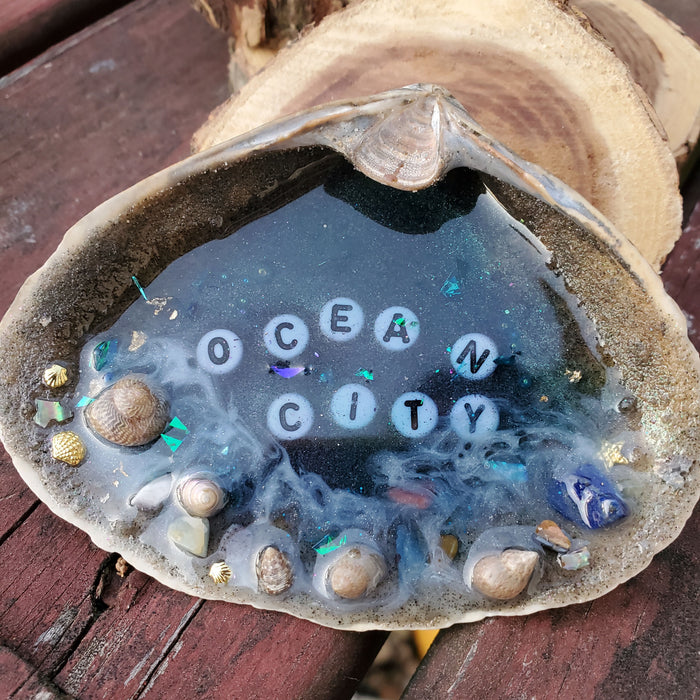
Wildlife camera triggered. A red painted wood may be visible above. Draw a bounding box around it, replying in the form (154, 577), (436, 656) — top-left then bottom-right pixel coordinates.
(0, 0), (133, 75)
(0, 505), (105, 673)
(0, 2), (387, 698)
(0, 445), (37, 541)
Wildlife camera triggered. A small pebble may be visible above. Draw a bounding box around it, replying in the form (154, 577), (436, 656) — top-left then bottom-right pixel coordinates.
(534, 520), (571, 552)
(440, 534), (459, 560)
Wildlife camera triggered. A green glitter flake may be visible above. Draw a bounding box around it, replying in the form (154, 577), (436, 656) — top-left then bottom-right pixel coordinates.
(314, 534), (348, 556)
(132, 275), (149, 301)
(161, 433), (183, 452)
(168, 416), (189, 432)
(91, 339), (117, 371)
(355, 368), (374, 381)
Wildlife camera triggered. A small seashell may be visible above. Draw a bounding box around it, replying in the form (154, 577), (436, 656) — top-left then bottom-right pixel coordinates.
(43, 363), (68, 389)
(129, 473), (173, 511)
(176, 473), (227, 518)
(209, 561), (233, 584)
(471, 549), (539, 600)
(85, 375), (169, 447)
(558, 546), (590, 571)
(534, 520), (571, 553)
(167, 515), (209, 557)
(256, 546), (293, 595)
(327, 545), (387, 599)
(51, 431), (86, 466)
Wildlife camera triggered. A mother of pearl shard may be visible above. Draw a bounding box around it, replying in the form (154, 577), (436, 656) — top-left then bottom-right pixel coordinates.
(0, 85), (698, 631)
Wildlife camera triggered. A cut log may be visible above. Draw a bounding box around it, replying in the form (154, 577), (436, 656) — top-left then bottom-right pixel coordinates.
(576, 0), (700, 178)
(191, 0), (682, 270)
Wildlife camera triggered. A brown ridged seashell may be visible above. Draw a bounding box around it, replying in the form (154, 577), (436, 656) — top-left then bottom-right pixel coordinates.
(176, 474), (227, 518)
(327, 545), (387, 600)
(51, 431), (86, 466)
(256, 546), (293, 595)
(85, 375), (169, 446)
(471, 549), (539, 600)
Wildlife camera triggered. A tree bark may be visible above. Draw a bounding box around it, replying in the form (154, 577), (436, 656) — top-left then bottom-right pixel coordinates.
(192, 0), (684, 270)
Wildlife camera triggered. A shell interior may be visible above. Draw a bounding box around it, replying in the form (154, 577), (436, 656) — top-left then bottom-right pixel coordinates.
(0, 86), (698, 631)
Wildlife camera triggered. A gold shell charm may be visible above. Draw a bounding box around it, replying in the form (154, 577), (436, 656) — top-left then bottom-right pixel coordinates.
(43, 363), (68, 389)
(256, 546), (293, 595)
(85, 375), (169, 446)
(327, 546), (387, 600)
(51, 431), (86, 466)
(176, 474), (227, 518)
(209, 561), (233, 584)
(471, 549), (539, 600)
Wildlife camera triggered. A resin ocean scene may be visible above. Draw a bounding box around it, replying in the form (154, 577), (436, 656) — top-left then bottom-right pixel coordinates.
(1, 87), (697, 629)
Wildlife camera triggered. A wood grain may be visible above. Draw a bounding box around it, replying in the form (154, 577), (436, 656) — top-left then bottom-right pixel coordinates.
(0, 0), (132, 75)
(0, 1), (385, 698)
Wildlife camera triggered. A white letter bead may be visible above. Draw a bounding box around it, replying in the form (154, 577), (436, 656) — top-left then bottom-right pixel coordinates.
(391, 392), (438, 438)
(196, 329), (243, 374)
(264, 314), (309, 359)
(320, 297), (364, 341)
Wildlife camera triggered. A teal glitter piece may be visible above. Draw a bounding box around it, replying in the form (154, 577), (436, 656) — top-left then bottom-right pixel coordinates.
(355, 368), (374, 381)
(91, 340), (117, 371)
(76, 396), (95, 408)
(313, 534), (348, 556)
(161, 433), (183, 452)
(440, 275), (462, 298)
(132, 275), (149, 301)
(168, 416), (189, 432)
(485, 460), (528, 483)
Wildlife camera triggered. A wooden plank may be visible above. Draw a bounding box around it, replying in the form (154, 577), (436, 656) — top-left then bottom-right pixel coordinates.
(56, 587), (387, 699)
(0, 2), (387, 698)
(403, 503), (699, 699)
(0, 505), (105, 674)
(0, 0), (133, 75)
(0, 445), (38, 541)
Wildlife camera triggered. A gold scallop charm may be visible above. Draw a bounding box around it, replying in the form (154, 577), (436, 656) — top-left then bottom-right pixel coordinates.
(51, 431), (86, 466)
(43, 363), (68, 389)
(209, 561), (233, 585)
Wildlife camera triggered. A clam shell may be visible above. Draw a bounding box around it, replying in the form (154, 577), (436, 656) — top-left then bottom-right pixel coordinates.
(326, 545), (387, 600)
(85, 375), (169, 447)
(256, 546), (293, 595)
(176, 474), (227, 518)
(471, 549), (539, 600)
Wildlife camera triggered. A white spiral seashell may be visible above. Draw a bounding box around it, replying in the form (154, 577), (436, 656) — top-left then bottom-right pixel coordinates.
(176, 473), (227, 518)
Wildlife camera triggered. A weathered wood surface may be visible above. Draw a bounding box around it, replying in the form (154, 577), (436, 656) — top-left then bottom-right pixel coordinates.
(0, 0), (132, 75)
(0, 1), (387, 698)
(403, 4), (700, 694)
(0, 0), (698, 698)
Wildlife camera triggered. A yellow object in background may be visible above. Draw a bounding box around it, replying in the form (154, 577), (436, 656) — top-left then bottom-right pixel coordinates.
(413, 629), (440, 658)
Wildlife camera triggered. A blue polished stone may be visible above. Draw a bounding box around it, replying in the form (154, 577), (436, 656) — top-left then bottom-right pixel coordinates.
(548, 463), (628, 529)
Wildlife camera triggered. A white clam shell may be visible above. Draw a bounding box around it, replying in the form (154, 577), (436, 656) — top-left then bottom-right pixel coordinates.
(129, 473), (173, 511)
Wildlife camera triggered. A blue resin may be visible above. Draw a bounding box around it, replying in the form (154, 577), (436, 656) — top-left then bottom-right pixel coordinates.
(548, 464), (628, 529)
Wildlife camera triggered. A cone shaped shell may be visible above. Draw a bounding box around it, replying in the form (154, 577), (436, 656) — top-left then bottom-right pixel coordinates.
(471, 549), (539, 600)
(86, 376), (169, 447)
(256, 546), (293, 595)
